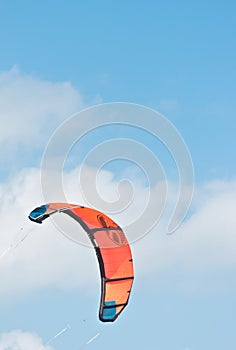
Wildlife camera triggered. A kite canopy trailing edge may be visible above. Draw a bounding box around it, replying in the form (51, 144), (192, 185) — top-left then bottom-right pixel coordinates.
(28, 202), (134, 322)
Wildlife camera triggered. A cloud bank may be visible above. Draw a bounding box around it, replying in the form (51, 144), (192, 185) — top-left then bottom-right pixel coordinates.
(0, 330), (53, 350)
(0, 66), (86, 176)
(0, 66), (84, 147)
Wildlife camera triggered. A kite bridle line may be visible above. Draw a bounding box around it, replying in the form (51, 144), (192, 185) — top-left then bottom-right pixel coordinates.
(0, 223), (35, 260)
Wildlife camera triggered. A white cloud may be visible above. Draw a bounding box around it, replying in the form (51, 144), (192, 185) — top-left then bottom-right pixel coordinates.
(0, 66), (84, 150)
(134, 179), (236, 294)
(0, 330), (53, 350)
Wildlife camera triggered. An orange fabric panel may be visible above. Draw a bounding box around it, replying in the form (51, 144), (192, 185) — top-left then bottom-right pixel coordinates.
(47, 202), (72, 212)
(47, 203), (118, 229)
(93, 229), (128, 248)
(114, 305), (124, 315)
(94, 230), (133, 279)
(100, 246), (133, 279)
(104, 280), (133, 304)
(71, 207), (119, 230)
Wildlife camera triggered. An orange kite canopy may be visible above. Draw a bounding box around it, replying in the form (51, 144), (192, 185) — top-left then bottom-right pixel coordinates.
(28, 202), (134, 322)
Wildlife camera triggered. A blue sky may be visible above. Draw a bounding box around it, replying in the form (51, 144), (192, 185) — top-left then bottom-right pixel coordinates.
(0, 1), (236, 350)
(1, 0), (235, 180)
